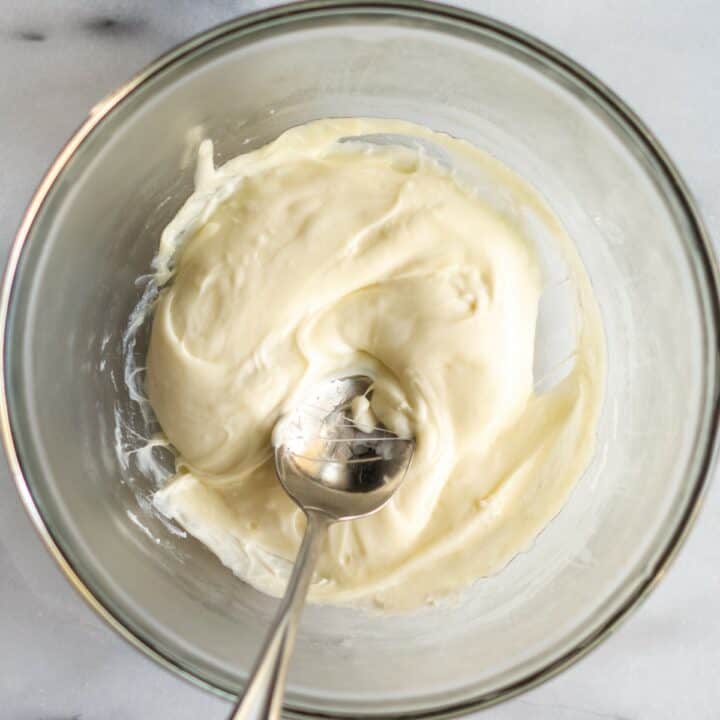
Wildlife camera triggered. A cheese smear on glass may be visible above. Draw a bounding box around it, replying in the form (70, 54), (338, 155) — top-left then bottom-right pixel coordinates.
(146, 118), (604, 611)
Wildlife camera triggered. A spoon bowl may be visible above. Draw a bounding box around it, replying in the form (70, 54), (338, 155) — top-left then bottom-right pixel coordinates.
(274, 375), (414, 519)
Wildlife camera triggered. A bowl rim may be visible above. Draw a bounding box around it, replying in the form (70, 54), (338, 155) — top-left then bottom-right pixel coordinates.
(2, 1), (719, 716)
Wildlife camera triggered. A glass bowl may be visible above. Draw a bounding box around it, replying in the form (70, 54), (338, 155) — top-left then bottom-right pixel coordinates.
(2, 2), (719, 716)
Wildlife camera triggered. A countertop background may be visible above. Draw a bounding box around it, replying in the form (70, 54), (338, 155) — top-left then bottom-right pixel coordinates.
(1, 2), (719, 719)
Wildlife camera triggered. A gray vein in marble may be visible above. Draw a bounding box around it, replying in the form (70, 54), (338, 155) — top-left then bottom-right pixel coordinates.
(13, 29), (46, 42)
(81, 15), (147, 37)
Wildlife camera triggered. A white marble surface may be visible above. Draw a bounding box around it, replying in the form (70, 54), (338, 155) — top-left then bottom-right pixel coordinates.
(1, 1), (719, 718)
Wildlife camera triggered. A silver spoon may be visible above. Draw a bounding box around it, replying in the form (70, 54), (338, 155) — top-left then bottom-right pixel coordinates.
(229, 375), (414, 720)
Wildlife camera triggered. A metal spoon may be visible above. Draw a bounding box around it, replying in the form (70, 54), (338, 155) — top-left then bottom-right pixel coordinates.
(229, 375), (414, 720)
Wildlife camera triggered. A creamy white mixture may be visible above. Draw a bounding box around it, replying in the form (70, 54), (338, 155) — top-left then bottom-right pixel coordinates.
(147, 118), (604, 611)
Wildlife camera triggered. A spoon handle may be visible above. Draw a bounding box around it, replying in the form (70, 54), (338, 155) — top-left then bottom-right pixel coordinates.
(229, 509), (332, 720)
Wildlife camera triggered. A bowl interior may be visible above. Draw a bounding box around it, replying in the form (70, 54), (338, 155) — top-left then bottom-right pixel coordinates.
(5, 5), (718, 717)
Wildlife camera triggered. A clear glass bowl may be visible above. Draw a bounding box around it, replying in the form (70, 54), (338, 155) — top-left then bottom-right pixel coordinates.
(3, 2), (719, 717)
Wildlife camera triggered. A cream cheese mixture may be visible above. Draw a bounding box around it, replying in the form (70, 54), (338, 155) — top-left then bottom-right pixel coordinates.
(146, 118), (604, 611)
